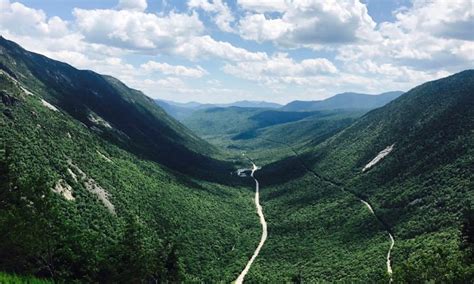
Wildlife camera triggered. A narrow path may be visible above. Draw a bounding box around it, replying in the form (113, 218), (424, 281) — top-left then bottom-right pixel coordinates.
(235, 162), (267, 284)
(264, 138), (394, 280)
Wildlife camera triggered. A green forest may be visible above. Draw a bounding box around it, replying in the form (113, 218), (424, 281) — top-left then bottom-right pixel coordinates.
(0, 36), (473, 283)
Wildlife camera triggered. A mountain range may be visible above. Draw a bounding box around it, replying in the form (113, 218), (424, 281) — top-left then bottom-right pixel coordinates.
(0, 37), (472, 283)
(155, 99), (282, 120)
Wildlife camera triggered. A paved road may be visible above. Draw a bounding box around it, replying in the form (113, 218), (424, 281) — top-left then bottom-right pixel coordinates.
(235, 163), (267, 284)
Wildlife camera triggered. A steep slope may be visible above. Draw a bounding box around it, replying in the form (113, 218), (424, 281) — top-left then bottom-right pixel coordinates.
(282, 91), (403, 112)
(0, 36), (230, 180)
(249, 70), (473, 282)
(0, 38), (260, 282)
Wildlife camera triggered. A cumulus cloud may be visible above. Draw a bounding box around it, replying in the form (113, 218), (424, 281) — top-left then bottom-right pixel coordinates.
(238, 14), (290, 42)
(174, 35), (268, 61)
(237, 0), (378, 47)
(335, 0), (474, 75)
(141, 61), (207, 77)
(394, 0), (474, 41)
(73, 8), (204, 50)
(1, 0), (472, 103)
(72, 6), (268, 62)
(188, 0), (235, 32)
(223, 53), (337, 86)
(0, 0), (69, 37)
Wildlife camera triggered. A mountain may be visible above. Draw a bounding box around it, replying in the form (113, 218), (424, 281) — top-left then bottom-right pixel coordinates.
(155, 99), (282, 120)
(154, 99), (197, 121)
(282, 91), (403, 112)
(1, 37), (472, 283)
(0, 37), (259, 282)
(250, 70), (474, 282)
(182, 106), (322, 137)
(0, 36), (234, 180)
(230, 109), (364, 149)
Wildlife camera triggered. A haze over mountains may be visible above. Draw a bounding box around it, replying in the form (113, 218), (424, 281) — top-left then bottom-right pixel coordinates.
(157, 91), (404, 121)
(281, 91), (404, 111)
(155, 99), (282, 120)
(0, 37), (473, 283)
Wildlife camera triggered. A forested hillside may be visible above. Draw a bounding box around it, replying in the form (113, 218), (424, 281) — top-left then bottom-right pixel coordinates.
(0, 36), (233, 181)
(183, 106), (362, 156)
(250, 70), (474, 282)
(1, 36), (472, 283)
(0, 37), (259, 282)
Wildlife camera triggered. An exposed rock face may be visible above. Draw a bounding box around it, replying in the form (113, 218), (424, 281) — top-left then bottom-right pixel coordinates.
(41, 99), (59, 112)
(53, 179), (75, 201)
(67, 160), (115, 214)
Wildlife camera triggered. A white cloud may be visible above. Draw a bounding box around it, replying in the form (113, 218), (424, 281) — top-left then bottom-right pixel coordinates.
(154, 77), (187, 89)
(188, 0), (235, 32)
(237, 0), (378, 47)
(72, 6), (267, 62)
(0, 0), (472, 104)
(117, 0), (148, 12)
(239, 14), (290, 42)
(141, 61), (207, 77)
(223, 53), (337, 86)
(394, 0), (474, 41)
(0, 0), (69, 37)
(335, 0), (474, 75)
(174, 35), (268, 61)
(73, 8), (204, 50)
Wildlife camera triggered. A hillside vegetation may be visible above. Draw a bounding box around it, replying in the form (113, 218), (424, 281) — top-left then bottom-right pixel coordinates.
(1, 36), (472, 283)
(249, 70), (474, 282)
(0, 36), (233, 182)
(0, 37), (259, 283)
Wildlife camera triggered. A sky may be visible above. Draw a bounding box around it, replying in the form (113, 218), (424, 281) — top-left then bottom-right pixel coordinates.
(0, 0), (473, 104)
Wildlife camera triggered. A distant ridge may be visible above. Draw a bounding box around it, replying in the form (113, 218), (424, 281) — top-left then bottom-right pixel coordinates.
(282, 91), (404, 111)
(155, 99), (282, 120)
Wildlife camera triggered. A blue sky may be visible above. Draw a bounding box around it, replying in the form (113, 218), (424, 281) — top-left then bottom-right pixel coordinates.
(0, 0), (472, 103)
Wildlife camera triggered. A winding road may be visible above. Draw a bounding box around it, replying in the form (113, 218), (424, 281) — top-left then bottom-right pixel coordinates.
(361, 200), (395, 280)
(235, 162), (267, 284)
(262, 138), (395, 281)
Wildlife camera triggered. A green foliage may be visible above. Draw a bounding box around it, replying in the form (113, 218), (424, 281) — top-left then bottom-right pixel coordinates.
(0, 39), (259, 282)
(1, 36), (473, 283)
(250, 70), (474, 282)
(0, 272), (51, 284)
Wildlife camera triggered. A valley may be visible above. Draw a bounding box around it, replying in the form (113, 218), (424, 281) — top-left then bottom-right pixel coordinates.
(0, 36), (472, 283)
